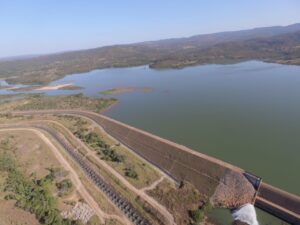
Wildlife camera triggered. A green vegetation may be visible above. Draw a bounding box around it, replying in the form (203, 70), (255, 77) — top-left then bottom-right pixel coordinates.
(86, 215), (103, 225)
(56, 179), (73, 197)
(1, 25), (299, 85)
(124, 166), (138, 179)
(99, 87), (153, 96)
(101, 148), (125, 162)
(11, 93), (117, 113)
(99, 89), (118, 95)
(189, 202), (213, 225)
(189, 209), (204, 224)
(0, 150), (79, 225)
(74, 129), (125, 163)
(55, 115), (160, 189)
(203, 201), (213, 213)
(0, 148), (15, 172)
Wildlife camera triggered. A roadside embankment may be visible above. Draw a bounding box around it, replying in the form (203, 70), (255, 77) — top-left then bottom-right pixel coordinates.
(11, 110), (257, 201)
(9, 110), (300, 224)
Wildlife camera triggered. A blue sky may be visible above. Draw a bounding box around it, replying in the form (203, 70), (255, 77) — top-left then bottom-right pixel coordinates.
(0, 0), (300, 58)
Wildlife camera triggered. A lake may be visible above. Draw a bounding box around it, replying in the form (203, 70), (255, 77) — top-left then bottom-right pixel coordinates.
(2, 60), (299, 224)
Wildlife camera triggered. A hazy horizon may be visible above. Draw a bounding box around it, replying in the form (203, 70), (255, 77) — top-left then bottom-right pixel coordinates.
(1, 0), (300, 58)
(1, 22), (300, 60)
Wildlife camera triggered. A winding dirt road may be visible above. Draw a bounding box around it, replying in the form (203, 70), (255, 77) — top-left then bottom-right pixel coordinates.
(11, 119), (176, 225)
(9, 109), (300, 224)
(0, 128), (130, 225)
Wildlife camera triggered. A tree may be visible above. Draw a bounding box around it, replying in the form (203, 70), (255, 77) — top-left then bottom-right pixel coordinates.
(189, 209), (204, 225)
(124, 166), (138, 179)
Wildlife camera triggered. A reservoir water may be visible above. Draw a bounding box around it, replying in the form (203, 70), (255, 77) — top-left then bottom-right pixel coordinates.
(2, 61), (299, 224)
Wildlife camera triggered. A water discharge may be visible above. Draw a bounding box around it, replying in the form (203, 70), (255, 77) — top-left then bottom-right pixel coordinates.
(1, 61), (298, 224)
(232, 204), (259, 225)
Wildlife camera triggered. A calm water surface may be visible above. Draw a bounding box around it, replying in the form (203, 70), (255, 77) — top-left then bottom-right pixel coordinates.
(104, 62), (300, 196)
(4, 61), (299, 194)
(3, 61), (299, 224)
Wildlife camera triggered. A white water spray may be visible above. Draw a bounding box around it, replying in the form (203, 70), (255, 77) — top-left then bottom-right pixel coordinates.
(232, 204), (259, 225)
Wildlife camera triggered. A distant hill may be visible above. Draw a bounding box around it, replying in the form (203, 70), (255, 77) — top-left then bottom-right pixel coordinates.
(151, 30), (300, 68)
(0, 54), (40, 62)
(142, 23), (300, 49)
(1, 23), (300, 84)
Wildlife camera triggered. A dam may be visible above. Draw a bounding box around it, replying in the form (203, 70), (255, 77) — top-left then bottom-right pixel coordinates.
(12, 110), (300, 224)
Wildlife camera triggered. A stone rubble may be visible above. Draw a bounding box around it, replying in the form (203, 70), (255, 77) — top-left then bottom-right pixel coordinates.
(210, 169), (256, 209)
(62, 202), (94, 224)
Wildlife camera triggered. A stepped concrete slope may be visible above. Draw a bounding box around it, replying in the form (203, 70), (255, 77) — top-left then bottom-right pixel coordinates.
(11, 110), (300, 224)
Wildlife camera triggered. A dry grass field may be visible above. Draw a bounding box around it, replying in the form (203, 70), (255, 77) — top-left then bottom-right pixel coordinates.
(147, 179), (208, 225)
(0, 96), (211, 225)
(54, 115), (161, 189)
(0, 129), (125, 225)
(0, 131), (78, 224)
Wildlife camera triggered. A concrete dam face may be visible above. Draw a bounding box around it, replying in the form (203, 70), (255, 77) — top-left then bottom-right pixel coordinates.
(72, 110), (300, 225)
(74, 111), (259, 208)
(12, 110), (300, 224)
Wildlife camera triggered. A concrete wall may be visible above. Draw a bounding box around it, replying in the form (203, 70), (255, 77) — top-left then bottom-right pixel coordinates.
(13, 109), (243, 196)
(12, 110), (300, 224)
(74, 110), (244, 196)
(62, 110), (300, 224)
(255, 183), (300, 224)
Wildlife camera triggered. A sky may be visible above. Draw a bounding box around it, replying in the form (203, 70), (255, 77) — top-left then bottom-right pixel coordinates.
(0, 0), (300, 58)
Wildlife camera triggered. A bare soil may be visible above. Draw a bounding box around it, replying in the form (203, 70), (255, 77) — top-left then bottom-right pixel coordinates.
(147, 179), (205, 225)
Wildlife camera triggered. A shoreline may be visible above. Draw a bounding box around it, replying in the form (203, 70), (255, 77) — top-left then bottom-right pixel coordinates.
(99, 99), (119, 114)
(4, 60), (300, 87)
(99, 87), (153, 95)
(4, 58), (300, 85)
(35, 83), (74, 91)
(2, 83), (82, 92)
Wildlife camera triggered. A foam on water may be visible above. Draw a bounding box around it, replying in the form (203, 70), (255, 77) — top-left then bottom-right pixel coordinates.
(232, 204), (259, 225)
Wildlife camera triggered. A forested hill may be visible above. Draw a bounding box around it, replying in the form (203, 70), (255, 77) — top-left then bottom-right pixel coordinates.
(151, 30), (300, 68)
(1, 23), (300, 84)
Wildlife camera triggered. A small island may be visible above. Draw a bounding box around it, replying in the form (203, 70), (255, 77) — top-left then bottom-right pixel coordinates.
(99, 87), (153, 95)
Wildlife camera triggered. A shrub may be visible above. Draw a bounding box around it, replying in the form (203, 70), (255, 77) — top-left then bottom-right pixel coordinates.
(74, 130), (125, 162)
(189, 209), (204, 224)
(102, 148), (124, 162)
(56, 179), (73, 196)
(124, 166), (138, 179)
(0, 150), (15, 171)
(189, 202), (213, 225)
(203, 201), (213, 213)
(0, 140), (80, 225)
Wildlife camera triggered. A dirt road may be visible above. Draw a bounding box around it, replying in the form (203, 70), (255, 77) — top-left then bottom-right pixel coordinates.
(21, 119), (176, 225)
(0, 128), (129, 225)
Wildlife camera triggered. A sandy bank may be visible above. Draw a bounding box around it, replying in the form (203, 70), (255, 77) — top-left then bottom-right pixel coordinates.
(35, 83), (74, 90)
(2, 83), (82, 92)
